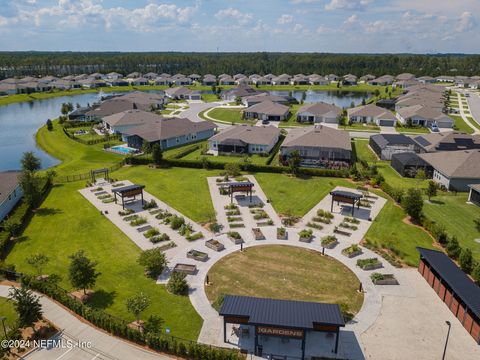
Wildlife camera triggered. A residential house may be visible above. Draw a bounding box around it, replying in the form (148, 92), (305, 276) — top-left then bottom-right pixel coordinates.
(368, 75), (394, 86)
(171, 74), (186, 80)
(189, 74), (201, 82)
(221, 84), (266, 101)
(123, 117), (216, 150)
(0, 83), (17, 95)
(272, 74), (291, 85)
(467, 184), (480, 206)
(0, 171), (22, 222)
(219, 76), (235, 85)
(291, 74), (309, 85)
(252, 76), (271, 85)
(106, 72), (123, 80)
(154, 77), (171, 86)
(264, 74), (276, 81)
(234, 74), (247, 81)
(108, 79), (129, 87)
(50, 79), (74, 90)
(127, 72), (142, 78)
(208, 125), (280, 155)
(242, 94), (289, 107)
(172, 77), (192, 86)
(326, 74), (339, 82)
(89, 73), (105, 80)
(342, 74), (357, 86)
(417, 76), (436, 84)
(393, 79), (420, 89)
(309, 75), (329, 85)
(396, 105), (453, 128)
(360, 74), (376, 82)
(419, 150), (480, 191)
(280, 125), (352, 167)
(347, 104), (396, 126)
(143, 72), (158, 80)
(164, 86), (201, 100)
(202, 74), (217, 86)
(436, 75), (455, 83)
(412, 132), (480, 153)
(243, 101), (290, 121)
(369, 134), (418, 160)
(102, 109), (161, 137)
(296, 103), (341, 124)
(395, 73), (416, 81)
(131, 77), (149, 86)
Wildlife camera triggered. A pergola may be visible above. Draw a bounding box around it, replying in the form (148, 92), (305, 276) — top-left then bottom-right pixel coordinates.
(220, 295), (345, 359)
(330, 190), (362, 216)
(112, 184), (145, 209)
(90, 168), (109, 183)
(228, 182), (254, 203)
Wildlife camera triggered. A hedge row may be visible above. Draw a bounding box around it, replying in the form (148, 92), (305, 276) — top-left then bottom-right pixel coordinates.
(62, 127), (121, 145)
(63, 120), (100, 128)
(23, 277), (242, 360)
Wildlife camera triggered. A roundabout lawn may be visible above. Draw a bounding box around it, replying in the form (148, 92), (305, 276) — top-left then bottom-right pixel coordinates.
(205, 245), (363, 317)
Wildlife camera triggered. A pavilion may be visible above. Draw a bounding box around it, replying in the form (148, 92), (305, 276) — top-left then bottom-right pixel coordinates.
(330, 190), (362, 216)
(112, 184), (145, 209)
(228, 182), (254, 203)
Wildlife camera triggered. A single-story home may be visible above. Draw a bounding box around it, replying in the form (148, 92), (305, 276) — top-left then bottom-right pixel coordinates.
(369, 134), (418, 160)
(272, 74), (291, 85)
(221, 85), (266, 101)
(391, 152), (432, 178)
(107, 79), (129, 87)
(419, 150), (480, 191)
(123, 117), (216, 150)
(342, 75), (357, 86)
(309, 75), (329, 85)
(396, 73), (416, 81)
(280, 125), (352, 168)
(417, 76), (436, 84)
(189, 74), (201, 82)
(467, 184), (480, 207)
(102, 109), (161, 137)
(242, 94), (289, 107)
(202, 74), (217, 86)
(0, 171), (22, 222)
(164, 87), (201, 100)
(251, 76), (271, 85)
(296, 103), (341, 124)
(368, 75), (394, 86)
(154, 77), (171, 86)
(127, 72), (142, 78)
(172, 77), (192, 86)
(131, 77), (149, 86)
(219, 76), (235, 85)
(106, 72), (123, 80)
(291, 74), (309, 85)
(243, 101), (290, 121)
(208, 125), (280, 155)
(396, 105), (454, 128)
(412, 132), (480, 153)
(347, 104), (396, 127)
(144, 72), (158, 80)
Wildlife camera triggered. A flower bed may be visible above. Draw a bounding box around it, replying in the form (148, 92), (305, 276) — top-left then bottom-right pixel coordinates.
(227, 231), (244, 244)
(187, 249), (209, 262)
(150, 233), (170, 244)
(130, 217), (147, 227)
(321, 235), (338, 249)
(142, 199), (158, 210)
(342, 244), (363, 258)
(226, 209), (241, 216)
(334, 227), (351, 237)
(344, 217), (360, 224)
(173, 263), (197, 275)
(186, 232), (204, 241)
(230, 223), (245, 229)
(277, 227), (287, 240)
(97, 194), (111, 200)
(257, 220), (274, 226)
(252, 228), (265, 240)
(205, 239), (225, 251)
(143, 228), (160, 238)
(102, 198), (115, 203)
(154, 209), (172, 220)
(123, 214), (139, 221)
(339, 222), (358, 231)
(370, 273), (399, 285)
(227, 216), (243, 222)
(224, 203), (238, 210)
(357, 258), (382, 270)
(307, 222), (323, 230)
(119, 208), (135, 216)
(298, 229), (313, 243)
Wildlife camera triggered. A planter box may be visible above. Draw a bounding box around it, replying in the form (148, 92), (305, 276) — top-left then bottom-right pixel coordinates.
(360, 262), (383, 271)
(334, 229), (351, 237)
(173, 263), (197, 275)
(322, 240), (338, 249)
(342, 249), (363, 258)
(205, 239), (224, 252)
(187, 250), (209, 262)
(373, 274), (399, 285)
(252, 228), (265, 240)
(277, 230), (288, 240)
(228, 235), (244, 244)
(299, 236), (313, 243)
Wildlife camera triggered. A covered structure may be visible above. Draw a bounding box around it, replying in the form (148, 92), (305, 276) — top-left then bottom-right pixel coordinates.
(468, 184), (480, 207)
(417, 247), (480, 344)
(330, 190), (362, 216)
(112, 184), (145, 209)
(228, 182), (254, 203)
(391, 152), (431, 178)
(219, 295), (345, 359)
(90, 168), (109, 183)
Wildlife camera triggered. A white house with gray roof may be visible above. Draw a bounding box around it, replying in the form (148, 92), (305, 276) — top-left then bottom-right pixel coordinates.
(0, 171), (22, 222)
(396, 105), (453, 128)
(296, 103), (341, 124)
(243, 101), (290, 121)
(347, 104), (396, 126)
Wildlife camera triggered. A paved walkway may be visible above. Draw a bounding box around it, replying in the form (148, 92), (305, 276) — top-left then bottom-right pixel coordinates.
(465, 90), (480, 128)
(456, 92), (480, 134)
(0, 285), (169, 360)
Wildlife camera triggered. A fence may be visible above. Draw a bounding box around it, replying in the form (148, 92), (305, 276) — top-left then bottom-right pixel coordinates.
(62, 127), (121, 145)
(55, 160), (126, 183)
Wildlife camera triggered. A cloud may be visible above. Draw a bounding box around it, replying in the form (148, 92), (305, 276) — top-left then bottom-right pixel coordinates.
(325, 0), (373, 11)
(456, 11), (476, 32)
(215, 8), (253, 25)
(277, 14), (293, 24)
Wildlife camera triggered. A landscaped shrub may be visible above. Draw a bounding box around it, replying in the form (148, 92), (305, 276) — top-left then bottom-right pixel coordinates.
(339, 222), (358, 231)
(316, 209), (334, 219)
(357, 258), (381, 269)
(155, 209), (172, 220)
(166, 215), (185, 230)
(118, 208), (135, 216)
(138, 248), (167, 278)
(102, 198), (115, 203)
(186, 232), (204, 241)
(298, 229), (313, 239)
(130, 217), (147, 227)
(227, 216), (242, 222)
(229, 223), (245, 228)
(150, 233), (170, 244)
(123, 214), (139, 222)
(143, 228), (160, 239)
(167, 272), (188, 295)
(225, 209), (240, 216)
(342, 244), (362, 256)
(224, 203), (238, 210)
(344, 217), (360, 224)
(307, 222), (323, 230)
(178, 223), (193, 236)
(227, 231), (242, 239)
(142, 199), (158, 210)
(321, 235), (338, 247)
(370, 272), (384, 282)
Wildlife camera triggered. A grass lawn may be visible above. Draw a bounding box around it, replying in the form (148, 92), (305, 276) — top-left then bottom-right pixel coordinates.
(115, 166), (219, 223)
(352, 139), (377, 163)
(395, 126), (431, 134)
(181, 145), (269, 165)
(207, 108), (247, 124)
(423, 193), (480, 261)
(201, 93), (219, 103)
(66, 126), (105, 141)
(5, 181), (202, 340)
(255, 173), (352, 217)
(341, 123), (380, 133)
(205, 245), (363, 316)
(450, 115), (475, 134)
(37, 120), (123, 176)
(364, 202), (435, 266)
(0, 298), (18, 339)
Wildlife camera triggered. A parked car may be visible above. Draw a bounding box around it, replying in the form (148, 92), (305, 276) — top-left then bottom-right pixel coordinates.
(262, 120), (270, 125)
(430, 123), (439, 132)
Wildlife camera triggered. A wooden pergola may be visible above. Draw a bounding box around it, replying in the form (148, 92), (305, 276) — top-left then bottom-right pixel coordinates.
(90, 168), (109, 183)
(330, 190), (362, 216)
(112, 184), (145, 209)
(228, 182), (254, 203)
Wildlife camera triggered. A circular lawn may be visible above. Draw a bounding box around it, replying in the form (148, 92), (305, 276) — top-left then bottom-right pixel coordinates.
(205, 245), (363, 318)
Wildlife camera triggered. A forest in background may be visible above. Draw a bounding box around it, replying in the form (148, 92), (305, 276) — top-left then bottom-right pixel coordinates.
(1, 52), (480, 78)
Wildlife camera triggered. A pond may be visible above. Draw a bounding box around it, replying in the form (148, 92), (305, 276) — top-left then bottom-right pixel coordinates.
(269, 90), (370, 108)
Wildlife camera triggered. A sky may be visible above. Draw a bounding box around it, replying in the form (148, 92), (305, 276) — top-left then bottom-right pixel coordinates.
(0, 0), (479, 53)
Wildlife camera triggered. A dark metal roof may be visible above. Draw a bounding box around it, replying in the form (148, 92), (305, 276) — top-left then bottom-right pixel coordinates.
(111, 184), (145, 194)
(370, 134), (416, 149)
(417, 247), (480, 319)
(391, 152), (428, 166)
(220, 295), (345, 329)
(330, 190), (362, 200)
(228, 182), (254, 188)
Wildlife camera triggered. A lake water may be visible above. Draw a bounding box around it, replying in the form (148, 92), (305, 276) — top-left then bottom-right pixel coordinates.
(269, 90), (370, 107)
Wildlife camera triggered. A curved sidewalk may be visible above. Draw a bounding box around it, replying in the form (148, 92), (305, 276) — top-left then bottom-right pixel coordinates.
(0, 285), (170, 360)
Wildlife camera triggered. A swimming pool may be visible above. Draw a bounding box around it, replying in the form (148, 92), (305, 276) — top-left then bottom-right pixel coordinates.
(109, 145), (138, 154)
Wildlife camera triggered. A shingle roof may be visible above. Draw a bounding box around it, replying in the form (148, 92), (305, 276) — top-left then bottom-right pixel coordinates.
(244, 101), (290, 116)
(298, 102), (342, 118)
(370, 134), (416, 149)
(102, 110), (161, 127)
(417, 247), (480, 320)
(418, 150), (480, 178)
(219, 295), (345, 328)
(209, 125), (280, 146)
(412, 132), (480, 152)
(0, 171), (20, 206)
(347, 104), (396, 120)
(282, 125), (351, 151)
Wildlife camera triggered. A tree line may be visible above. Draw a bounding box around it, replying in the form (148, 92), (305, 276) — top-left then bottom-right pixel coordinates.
(1, 52), (480, 78)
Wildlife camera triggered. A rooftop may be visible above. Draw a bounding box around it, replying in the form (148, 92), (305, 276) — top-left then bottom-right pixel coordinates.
(418, 150), (480, 178)
(282, 125), (351, 151)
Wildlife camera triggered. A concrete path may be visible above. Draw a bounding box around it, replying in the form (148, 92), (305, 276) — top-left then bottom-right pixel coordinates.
(465, 90), (480, 128)
(0, 285), (169, 360)
(455, 92), (480, 134)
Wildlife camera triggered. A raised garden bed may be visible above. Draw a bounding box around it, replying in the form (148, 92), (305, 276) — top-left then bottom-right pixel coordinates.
(150, 233), (170, 244)
(95, 191), (108, 196)
(155, 209), (172, 220)
(228, 231), (244, 244)
(143, 227), (160, 238)
(97, 194), (112, 200)
(136, 225), (152, 232)
(230, 223), (245, 229)
(371, 273), (399, 285)
(252, 228), (265, 240)
(205, 239), (225, 251)
(339, 222), (358, 231)
(102, 198), (115, 203)
(227, 216), (243, 222)
(187, 249), (209, 262)
(307, 222), (323, 230)
(344, 217), (360, 224)
(321, 235), (338, 249)
(226, 209), (241, 216)
(130, 217), (148, 227)
(334, 227), (351, 237)
(119, 208), (135, 216)
(157, 241), (176, 252)
(277, 227), (288, 240)
(298, 229), (313, 243)
(123, 214), (139, 221)
(342, 244), (363, 258)
(357, 258), (383, 270)
(312, 216), (331, 224)
(186, 232), (204, 241)
(173, 263), (197, 275)
(224, 203), (238, 210)
(257, 220), (274, 226)
(90, 187), (103, 192)
(248, 203), (264, 209)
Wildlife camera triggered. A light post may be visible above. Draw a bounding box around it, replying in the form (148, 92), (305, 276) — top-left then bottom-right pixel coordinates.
(442, 321), (451, 360)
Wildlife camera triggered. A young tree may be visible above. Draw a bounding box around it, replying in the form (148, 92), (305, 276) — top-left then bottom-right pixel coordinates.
(446, 236), (461, 259)
(459, 248), (474, 273)
(21, 151), (41, 172)
(167, 272), (189, 295)
(402, 188), (423, 223)
(472, 262), (480, 284)
(26, 253), (49, 276)
(60, 102), (73, 118)
(143, 314), (164, 335)
(46, 119), (53, 131)
(126, 292), (150, 322)
(415, 169), (426, 182)
(8, 286), (43, 328)
(142, 141), (152, 154)
(287, 150), (302, 176)
(19, 169), (41, 208)
(68, 250), (100, 294)
(138, 248), (167, 278)
(224, 163), (241, 177)
(151, 143), (163, 165)
(425, 180), (437, 201)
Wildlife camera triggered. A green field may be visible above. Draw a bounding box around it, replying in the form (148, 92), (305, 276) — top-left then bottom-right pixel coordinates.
(0, 298), (18, 339)
(395, 126), (431, 134)
(5, 181), (202, 340)
(423, 193), (480, 261)
(206, 108), (246, 124)
(36, 120), (123, 176)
